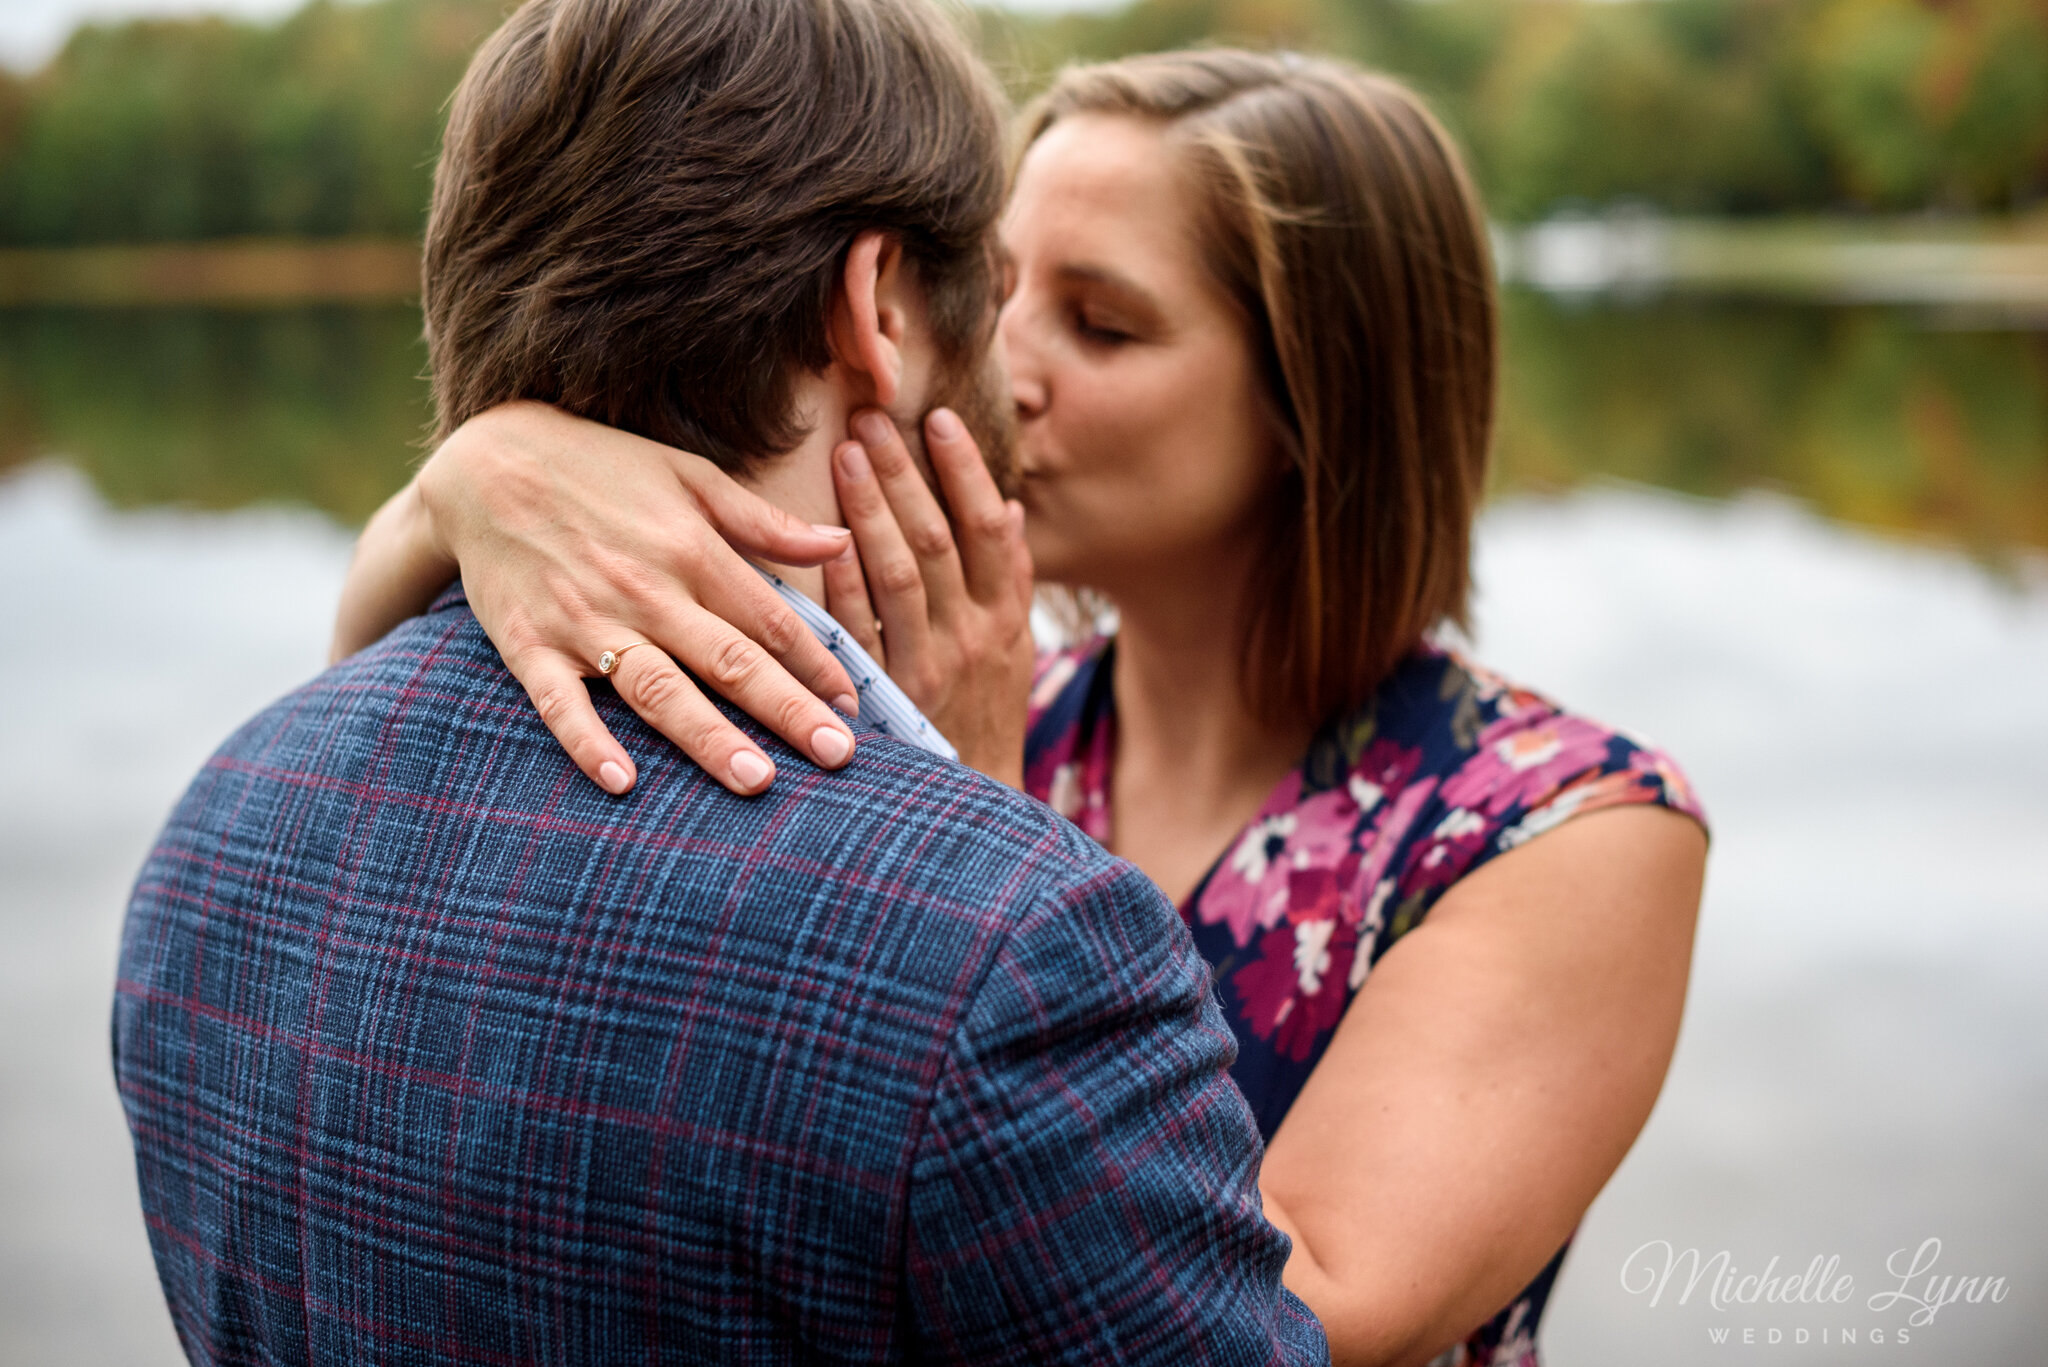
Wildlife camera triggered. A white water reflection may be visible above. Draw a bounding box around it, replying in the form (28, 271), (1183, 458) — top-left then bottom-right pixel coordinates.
(1470, 487), (2048, 1362)
(1, 464), (2042, 1363)
(1502, 211), (2048, 312)
(0, 464), (352, 1367)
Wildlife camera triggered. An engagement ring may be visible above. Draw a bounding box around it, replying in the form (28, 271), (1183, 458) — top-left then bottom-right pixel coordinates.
(597, 642), (654, 675)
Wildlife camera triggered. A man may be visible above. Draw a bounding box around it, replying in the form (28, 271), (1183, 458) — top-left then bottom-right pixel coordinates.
(111, 0), (1329, 1362)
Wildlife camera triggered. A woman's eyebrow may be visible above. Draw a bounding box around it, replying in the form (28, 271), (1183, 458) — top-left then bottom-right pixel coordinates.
(1054, 262), (1165, 322)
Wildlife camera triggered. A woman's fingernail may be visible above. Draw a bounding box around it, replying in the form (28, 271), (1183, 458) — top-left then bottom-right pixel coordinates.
(812, 726), (854, 767)
(1007, 500), (1025, 534)
(928, 408), (963, 441)
(837, 443), (871, 481)
(730, 750), (774, 791)
(598, 760), (633, 794)
(831, 692), (859, 715)
(811, 522), (852, 540)
(853, 411), (893, 449)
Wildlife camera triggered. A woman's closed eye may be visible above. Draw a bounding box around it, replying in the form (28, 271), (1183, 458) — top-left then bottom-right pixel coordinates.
(1073, 306), (1134, 346)
(996, 252), (1019, 310)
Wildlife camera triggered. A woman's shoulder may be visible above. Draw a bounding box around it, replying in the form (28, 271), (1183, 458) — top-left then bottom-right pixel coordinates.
(1185, 641), (1705, 969)
(1337, 640), (1708, 867)
(1182, 640), (1708, 1073)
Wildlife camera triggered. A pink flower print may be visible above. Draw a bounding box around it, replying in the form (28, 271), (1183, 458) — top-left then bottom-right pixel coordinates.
(1198, 783), (1360, 945)
(1026, 750), (1113, 843)
(1290, 915), (1339, 995)
(1286, 851), (1363, 926)
(1023, 696), (1117, 844)
(1028, 649), (1083, 718)
(1352, 775), (1439, 903)
(1229, 811), (1299, 886)
(1497, 769), (1644, 850)
(1232, 914), (1358, 1062)
(1202, 812), (1299, 946)
(1288, 786), (1363, 862)
(1443, 715), (1616, 816)
(1398, 805), (1492, 896)
(1344, 737), (1423, 816)
(1357, 876), (1396, 942)
(1473, 1300), (1540, 1367)
(1045, 762), (1084, 820)
(1629, 746), (1707, 824)
(1449, 649), (1556, 722)
(1347, 882), (1394, 992)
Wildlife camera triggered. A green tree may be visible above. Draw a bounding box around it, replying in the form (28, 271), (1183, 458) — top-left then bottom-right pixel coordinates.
(0, 0), (500, 246)
(4, 0), (2047, 240)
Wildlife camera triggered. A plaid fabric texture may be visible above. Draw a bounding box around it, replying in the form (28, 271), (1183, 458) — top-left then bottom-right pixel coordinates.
(113, 588), (1328, 1366)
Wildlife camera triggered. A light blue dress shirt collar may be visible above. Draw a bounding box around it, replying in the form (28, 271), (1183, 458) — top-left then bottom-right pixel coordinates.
(754, 567), (958, 761)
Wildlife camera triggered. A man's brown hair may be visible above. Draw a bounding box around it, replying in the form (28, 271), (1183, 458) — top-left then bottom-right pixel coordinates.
(425, 0), (1007, 468)
(1026, 52), (1498, 730)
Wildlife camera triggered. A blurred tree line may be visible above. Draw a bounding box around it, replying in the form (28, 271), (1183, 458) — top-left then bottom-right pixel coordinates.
(2, 0), (2046, 247)
(0, 0), (497, 245)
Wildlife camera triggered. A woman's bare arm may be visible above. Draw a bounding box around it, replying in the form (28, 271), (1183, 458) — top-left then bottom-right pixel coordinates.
(331, 474), (458, 664)
(1259, 804), (1708, 1367)
(329, 401), (862, 796)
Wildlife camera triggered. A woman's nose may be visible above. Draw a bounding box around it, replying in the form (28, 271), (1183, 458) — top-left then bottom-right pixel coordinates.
(1011, 370), (1047, 418)
(999, 309), (1049, 417)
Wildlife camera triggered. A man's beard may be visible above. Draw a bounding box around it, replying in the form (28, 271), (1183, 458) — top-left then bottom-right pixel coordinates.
(922, 344), (1019, 502)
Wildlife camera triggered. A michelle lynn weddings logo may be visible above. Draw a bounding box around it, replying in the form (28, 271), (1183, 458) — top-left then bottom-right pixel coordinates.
(1619, 1237), (2011, 1346)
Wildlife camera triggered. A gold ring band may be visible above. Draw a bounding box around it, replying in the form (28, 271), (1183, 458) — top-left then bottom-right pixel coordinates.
(596, 642), (655, 676)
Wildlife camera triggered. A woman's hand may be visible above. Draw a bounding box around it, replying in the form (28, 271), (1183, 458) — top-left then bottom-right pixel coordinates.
(333, 401), (862, 798)
(820, 408), (1035, 787)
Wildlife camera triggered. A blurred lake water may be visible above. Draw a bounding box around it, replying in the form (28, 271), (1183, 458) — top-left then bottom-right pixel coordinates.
(2, 292), (2043, 1364)
(5, 290), (2045, 556)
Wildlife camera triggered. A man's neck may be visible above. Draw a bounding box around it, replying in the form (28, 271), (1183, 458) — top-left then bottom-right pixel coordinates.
(736, 373), (857, 603)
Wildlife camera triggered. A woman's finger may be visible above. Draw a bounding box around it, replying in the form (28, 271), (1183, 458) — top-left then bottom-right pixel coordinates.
(636, 594), (857, 772)
(604, 638), (785, 796)
(659, 519), (859, 722)
(822, 543), (886, 664)
(508, 650), (640, 795)
(834, 440), (935, 689)
(660, 508), (860, 716)
(849, 409), (967, 619)
(924, 406), (1018, 606)
(676, 448), (855, 568)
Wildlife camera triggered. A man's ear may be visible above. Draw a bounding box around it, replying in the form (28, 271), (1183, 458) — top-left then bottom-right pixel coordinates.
(829, 230), (909, 409)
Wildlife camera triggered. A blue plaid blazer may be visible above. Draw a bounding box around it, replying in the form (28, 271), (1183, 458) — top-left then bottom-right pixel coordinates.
(113, 586), (1328, 1366)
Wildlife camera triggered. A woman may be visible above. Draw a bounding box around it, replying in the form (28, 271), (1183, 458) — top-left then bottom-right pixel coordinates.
(337, 51), (1707, 1367)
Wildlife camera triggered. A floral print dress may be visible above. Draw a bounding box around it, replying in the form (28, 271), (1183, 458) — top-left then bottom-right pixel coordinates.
(1022, 637), (1708, 1367)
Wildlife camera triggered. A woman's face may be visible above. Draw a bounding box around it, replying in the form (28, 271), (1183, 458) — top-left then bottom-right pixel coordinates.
(998, 114), (1281, 598)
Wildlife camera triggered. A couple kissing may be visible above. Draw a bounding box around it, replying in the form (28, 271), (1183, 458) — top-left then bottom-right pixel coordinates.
(115, 0), (1709, 1362)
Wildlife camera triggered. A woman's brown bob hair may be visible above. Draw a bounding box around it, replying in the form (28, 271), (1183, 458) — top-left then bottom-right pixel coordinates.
(1023, 51), (1498, 729)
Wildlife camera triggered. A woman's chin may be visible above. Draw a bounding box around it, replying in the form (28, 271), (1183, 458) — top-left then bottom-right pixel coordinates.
(1022, 534), (1095, 591)
(1019, 509), (1127, 602)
